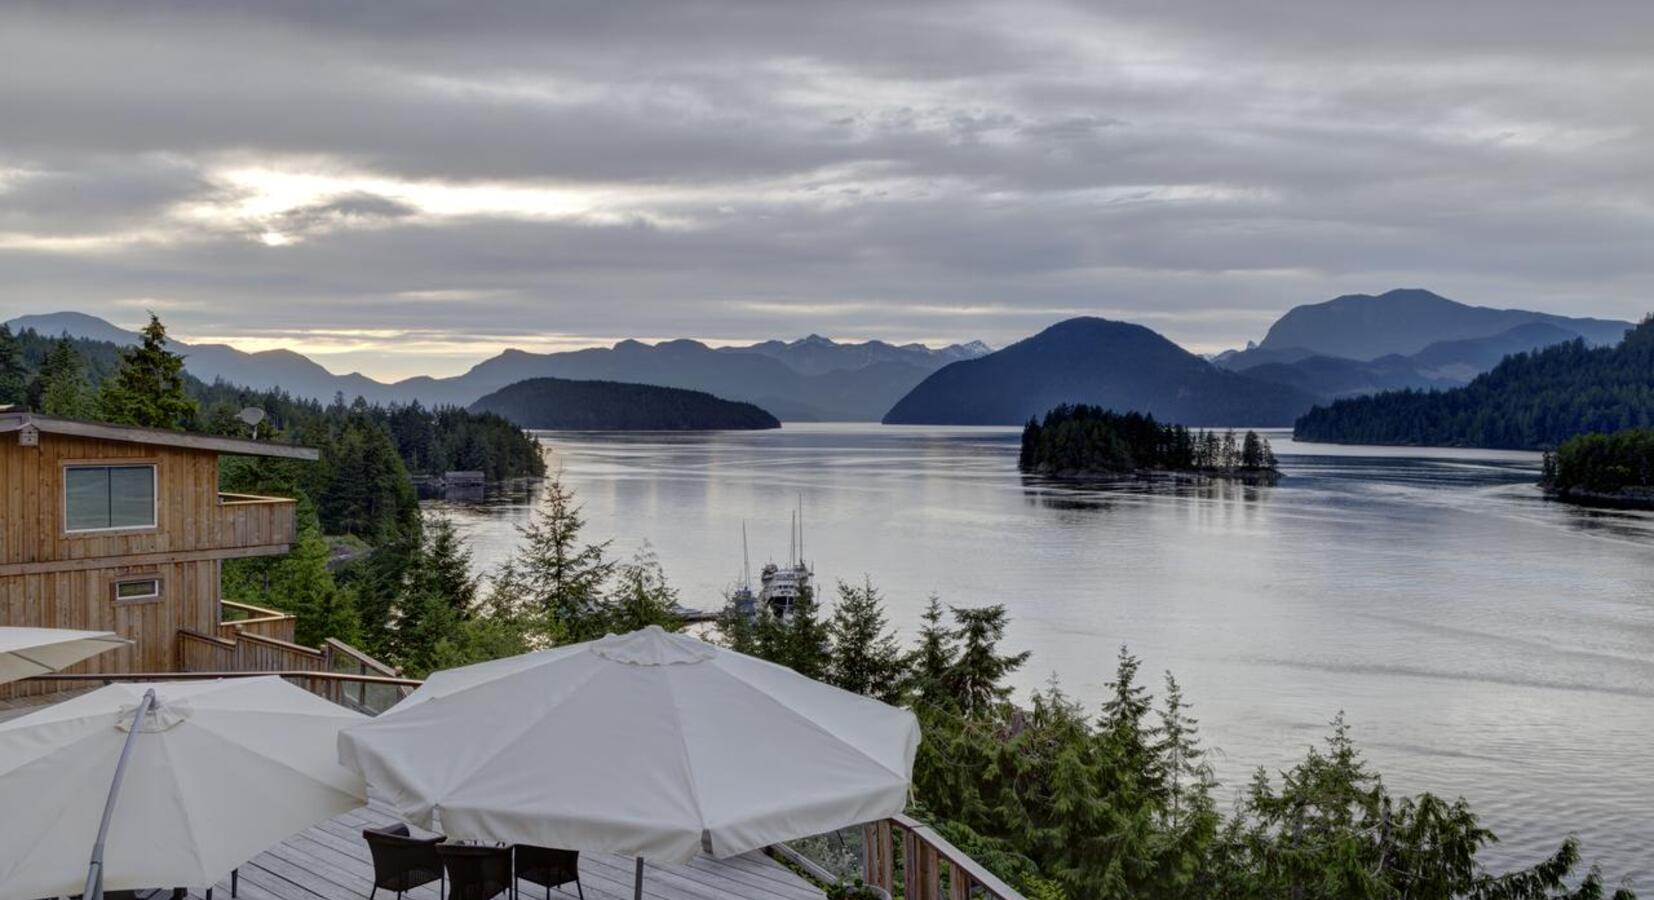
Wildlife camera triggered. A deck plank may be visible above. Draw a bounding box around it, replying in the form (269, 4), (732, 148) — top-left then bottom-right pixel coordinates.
(178, 805), (824, 900)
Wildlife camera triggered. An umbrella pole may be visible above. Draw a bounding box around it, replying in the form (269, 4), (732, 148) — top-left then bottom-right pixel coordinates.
(84, 688), (156, 900)
(634, 858), (644, 900)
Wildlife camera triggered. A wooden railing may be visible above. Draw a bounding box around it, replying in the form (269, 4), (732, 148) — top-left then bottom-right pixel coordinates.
(21, 670), (424, 716)
(220, 599), (298, 643)
(214, 492), (298, 550)
(862, 814), (1026, 900)
(326, 637), (410, 715)
(177, 629), (413, 714)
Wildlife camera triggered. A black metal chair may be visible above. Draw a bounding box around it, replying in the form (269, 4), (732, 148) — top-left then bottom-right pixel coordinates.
(513, 845), (583, 900)
(363, 823), (445, 900)
(436, 844), (514, 900)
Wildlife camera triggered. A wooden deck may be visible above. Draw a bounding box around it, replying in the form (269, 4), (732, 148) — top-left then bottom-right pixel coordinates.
(183, 805), (825, 900)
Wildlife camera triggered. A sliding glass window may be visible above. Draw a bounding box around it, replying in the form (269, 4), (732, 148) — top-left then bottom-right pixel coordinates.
(65, 465), (157, 532)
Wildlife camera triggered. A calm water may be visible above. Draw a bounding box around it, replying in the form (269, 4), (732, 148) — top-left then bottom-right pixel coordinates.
(427, 424), (1654, 881)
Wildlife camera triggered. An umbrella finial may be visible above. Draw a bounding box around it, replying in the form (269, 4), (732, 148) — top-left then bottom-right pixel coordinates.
(591, 627), (718, 666)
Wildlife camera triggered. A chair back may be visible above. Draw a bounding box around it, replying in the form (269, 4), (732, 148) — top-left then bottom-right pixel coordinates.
(437, 844), (514, 900)
(514, 844), (580, 888)
(363, 824), (445, 892)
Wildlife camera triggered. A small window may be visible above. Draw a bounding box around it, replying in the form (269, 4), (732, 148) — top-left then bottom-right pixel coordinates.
(113, 578), (161, 603)
(65, 465), (156, 532)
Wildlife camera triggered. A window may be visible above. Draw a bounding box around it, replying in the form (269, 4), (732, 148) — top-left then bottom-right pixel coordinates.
(113, 578), (161, 603)
(65, 465), (157, 532)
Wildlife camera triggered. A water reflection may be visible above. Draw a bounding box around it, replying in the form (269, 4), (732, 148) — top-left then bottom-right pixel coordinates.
(1022, 472), (1276, 510)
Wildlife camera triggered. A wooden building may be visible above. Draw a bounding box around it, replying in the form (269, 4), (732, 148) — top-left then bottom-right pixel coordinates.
(0, 412), (386, 695)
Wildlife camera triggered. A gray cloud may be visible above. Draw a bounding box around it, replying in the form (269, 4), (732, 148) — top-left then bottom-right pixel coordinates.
(0, 0), (1650, 377)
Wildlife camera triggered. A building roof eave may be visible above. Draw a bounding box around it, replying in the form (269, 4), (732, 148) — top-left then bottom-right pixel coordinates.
(0, 413), (320, 461)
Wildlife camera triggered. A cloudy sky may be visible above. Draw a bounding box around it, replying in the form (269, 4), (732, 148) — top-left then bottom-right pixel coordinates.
(2, 2), (1651, 379)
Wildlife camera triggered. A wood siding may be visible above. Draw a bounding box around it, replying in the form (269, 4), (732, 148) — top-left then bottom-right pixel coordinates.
(0, 435), (295, 567)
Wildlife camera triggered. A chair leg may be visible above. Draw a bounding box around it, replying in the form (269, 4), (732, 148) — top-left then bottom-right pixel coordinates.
(232, 869), (239, 899)
(369, 888), (377, 900)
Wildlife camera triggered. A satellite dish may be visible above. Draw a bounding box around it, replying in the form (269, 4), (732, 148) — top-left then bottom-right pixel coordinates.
(237, 407), (267, 439)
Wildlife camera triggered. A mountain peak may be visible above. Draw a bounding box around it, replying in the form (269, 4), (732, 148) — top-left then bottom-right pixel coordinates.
(885, 315), (1314, 426)
(6, 311), (138, 346)
(1258, 289), (1632, 360)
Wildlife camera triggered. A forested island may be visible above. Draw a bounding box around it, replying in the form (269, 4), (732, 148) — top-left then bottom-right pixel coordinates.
(1542, 429), (1654, 509)
(1293, 316), (1652, 449)
(1019, 404), (1278, 481)
(470, 376), (781, 430)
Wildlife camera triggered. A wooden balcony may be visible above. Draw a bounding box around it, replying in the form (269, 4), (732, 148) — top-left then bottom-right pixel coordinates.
(214, 492), (298, 551)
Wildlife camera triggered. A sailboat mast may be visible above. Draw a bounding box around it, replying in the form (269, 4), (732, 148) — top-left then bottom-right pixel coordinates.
(742, 521), (751, 590)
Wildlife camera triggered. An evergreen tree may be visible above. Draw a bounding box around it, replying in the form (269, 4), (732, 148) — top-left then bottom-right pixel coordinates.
(716, 590), (759, 654)
(391, 584), (461, 679)
(1148, 673), (1220, 898)
(605, 544), (684, 633)
(30, 337), (97, 417)
(780, 586), (831, 680)
(752, 603), (789, 664)
(345, 527), (423, 657)
(418, 513), (479, 618)
(911, 595), (957, 707)
(1241, 430), (1264, 469)
(0, 324), (25, 406)
(944, 604), (1030, 717)
(499, 471), (615, 638)
(318, 409), (419, 544)
(826, 578), (908, 703)
(97, 313), (195, 429)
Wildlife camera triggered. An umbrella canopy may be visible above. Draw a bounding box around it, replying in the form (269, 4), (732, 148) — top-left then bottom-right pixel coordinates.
(339, 625), (919, 863)
(0, 676), (368, 899)
(0, 627), (130, 685)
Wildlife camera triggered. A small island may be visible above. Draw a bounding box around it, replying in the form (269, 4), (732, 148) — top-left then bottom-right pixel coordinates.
(1541, 429), (1654, 509)
(469, 377), (782, 430)
(1019, 404), (1279, 482)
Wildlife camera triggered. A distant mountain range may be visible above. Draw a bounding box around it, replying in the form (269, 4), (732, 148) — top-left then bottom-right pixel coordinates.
(3, 313), (990, 421)
(10, 288), (1637, 430)
(728, 333), (992, 376)
(1251, 288), (1631, 359)
(1210, 291), (1632, 403)
(470, 378), (780, 431)
(883, 318), (1316, 426)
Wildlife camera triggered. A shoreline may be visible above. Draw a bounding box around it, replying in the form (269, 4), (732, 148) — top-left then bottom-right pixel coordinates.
(1542, 486), (1654, 511)
(1029, 466), (1282, 485)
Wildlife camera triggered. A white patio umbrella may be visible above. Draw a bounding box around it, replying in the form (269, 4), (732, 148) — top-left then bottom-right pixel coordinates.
(0, 627), (130, 684)
(338, 625), (919, 900)
(0, 676), (368, 900)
